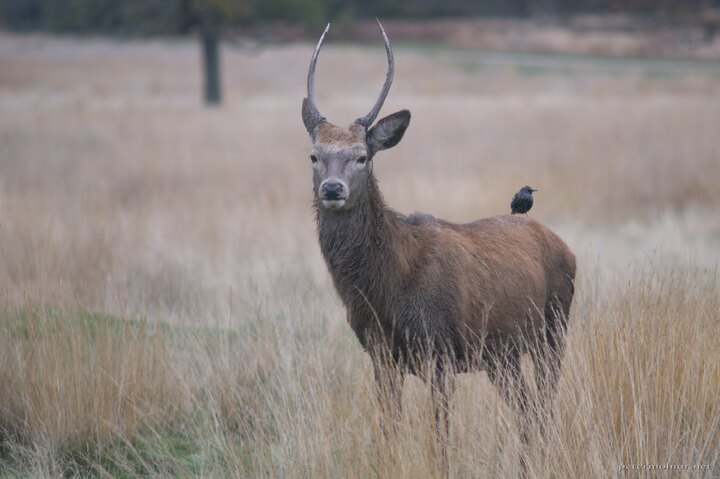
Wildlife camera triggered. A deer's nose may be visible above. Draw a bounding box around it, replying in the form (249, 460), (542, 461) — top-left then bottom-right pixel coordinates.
(321, 181), (345, 200)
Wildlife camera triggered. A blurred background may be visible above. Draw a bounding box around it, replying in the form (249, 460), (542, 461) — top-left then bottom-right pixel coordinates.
(3, 0), (720, 104)
(1, 1), (720, 477)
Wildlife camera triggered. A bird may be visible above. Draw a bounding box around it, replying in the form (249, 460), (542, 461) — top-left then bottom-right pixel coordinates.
(510, 186), (537, 215)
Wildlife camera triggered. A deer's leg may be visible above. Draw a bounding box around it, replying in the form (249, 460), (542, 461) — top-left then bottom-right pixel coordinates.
(485, 347), (531, 477)
(532, 298), (570, 410)
(529, 342), (558, 440)
(485, 348), (528, 413)
(533, 278), (575, 406)
(431, 366), (454, 477)
(371, 354), (404, 476)
(372, 355), (404, 436)
(485, 347), (530, 442)
(530, 337), (561, 411)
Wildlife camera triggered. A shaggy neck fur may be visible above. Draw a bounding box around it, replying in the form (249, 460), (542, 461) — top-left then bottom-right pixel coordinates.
(315, 173), (411, 345)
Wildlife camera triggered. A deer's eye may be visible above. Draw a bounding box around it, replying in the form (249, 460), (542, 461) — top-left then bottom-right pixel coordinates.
(310, 155), (318, 163)
(356, 156), (368, 165)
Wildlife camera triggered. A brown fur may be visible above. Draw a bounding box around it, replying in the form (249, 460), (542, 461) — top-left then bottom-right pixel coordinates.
(302, 27), (575, 470)
(314, 153), (576, 371)
(308, 118), (575, 473)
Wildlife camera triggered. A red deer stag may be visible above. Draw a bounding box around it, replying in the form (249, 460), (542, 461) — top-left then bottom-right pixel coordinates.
(301, 20), (576, 468)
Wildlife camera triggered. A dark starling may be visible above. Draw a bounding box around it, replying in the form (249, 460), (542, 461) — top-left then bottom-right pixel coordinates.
(510, 186), (537, 215)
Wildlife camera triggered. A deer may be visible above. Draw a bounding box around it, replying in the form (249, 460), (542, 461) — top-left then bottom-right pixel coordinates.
(301, 20), (576, 472)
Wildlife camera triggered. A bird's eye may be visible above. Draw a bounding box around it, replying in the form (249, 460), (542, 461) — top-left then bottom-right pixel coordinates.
(356, 156), (367, 165)
(310, 155), (318, 163)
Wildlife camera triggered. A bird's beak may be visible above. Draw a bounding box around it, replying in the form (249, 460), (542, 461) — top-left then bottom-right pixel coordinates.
(532, 189), (538, 192)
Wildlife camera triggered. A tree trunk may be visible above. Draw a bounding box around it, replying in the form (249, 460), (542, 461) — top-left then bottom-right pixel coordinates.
(200, 12), (221, 105)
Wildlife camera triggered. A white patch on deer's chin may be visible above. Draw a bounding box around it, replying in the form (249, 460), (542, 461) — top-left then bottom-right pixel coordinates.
(321, 199), (346, 210)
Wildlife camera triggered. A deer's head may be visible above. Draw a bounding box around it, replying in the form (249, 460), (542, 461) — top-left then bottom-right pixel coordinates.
(302, 21), (411, 211)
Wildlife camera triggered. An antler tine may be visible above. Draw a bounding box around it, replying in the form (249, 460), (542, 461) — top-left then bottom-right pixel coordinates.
(303, 23), (330, 134)
(355, 19), (394, 128)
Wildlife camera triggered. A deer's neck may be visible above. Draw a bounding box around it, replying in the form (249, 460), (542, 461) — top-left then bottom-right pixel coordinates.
(315, 176), (407, 334)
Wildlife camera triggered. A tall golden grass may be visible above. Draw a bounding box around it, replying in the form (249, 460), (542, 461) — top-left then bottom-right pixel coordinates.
(1, 32), (719, 477)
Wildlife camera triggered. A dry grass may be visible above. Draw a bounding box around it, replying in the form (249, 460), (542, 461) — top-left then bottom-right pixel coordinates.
(0, 32), (719, 477)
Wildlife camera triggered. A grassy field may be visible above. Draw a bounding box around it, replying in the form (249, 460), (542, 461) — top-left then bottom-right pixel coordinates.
(1, 32), (719, 477)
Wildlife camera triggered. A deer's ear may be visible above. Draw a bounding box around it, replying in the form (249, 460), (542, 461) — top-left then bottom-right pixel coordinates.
(367, 110), (411, 156)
